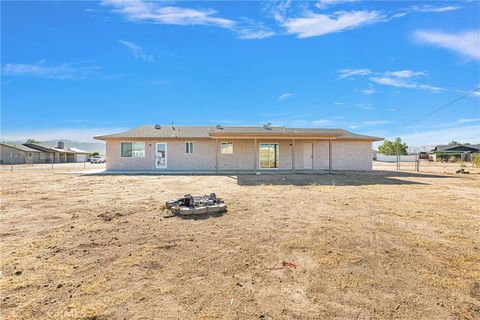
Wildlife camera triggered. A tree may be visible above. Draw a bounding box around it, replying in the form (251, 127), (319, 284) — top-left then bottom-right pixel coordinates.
(378, 137), (408, 155)
(90, 152), (100, 157)
(449, 141), (460, 146)
(26, 139), (39, 143)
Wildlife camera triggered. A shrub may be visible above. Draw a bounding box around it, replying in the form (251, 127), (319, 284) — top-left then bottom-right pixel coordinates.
(448, 155), (458, 163)
(473, 154), (480, 167)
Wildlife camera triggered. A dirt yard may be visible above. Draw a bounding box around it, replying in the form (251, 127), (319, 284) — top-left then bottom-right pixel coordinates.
(1, 165), (479, 319)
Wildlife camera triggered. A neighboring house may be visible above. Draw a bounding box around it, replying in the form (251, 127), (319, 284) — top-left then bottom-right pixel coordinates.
(94, 124), (383, 172)
(430, 144), (480, 162)
(20, 141), (88, 163)
(0, 143), (41, 164)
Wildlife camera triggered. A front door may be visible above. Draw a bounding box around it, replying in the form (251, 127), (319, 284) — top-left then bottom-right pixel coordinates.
(303, 143), (312, 169)
(155, 143), (167, 168)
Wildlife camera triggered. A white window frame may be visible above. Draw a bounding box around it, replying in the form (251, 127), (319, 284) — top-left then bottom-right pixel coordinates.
(120, 141), (145, 158)
(185, 141), (194, 154)
(259, 143), (279, 169)
(220, 142), (233, 155)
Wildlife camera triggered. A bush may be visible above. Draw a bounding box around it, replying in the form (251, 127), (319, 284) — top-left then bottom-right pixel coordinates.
(474, 154), (480, 167)
(448, 155), (458, 163)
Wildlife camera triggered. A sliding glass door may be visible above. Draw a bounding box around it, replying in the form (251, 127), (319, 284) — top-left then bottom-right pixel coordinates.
(259, 143), (279, 169)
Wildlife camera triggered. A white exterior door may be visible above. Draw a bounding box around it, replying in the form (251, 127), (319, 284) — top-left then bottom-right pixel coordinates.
(303, 143), (313, 169)
(155, 143), (167, 168)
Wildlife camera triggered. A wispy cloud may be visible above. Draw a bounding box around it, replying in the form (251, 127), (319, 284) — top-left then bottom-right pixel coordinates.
(278, 92), (294, 101)
(337, 68), (372, 79)
(369, 76), (443, 92)
(313, 119), (331, 124)
(102, 0), (235, 28)
(354, 104), (373, 110)
(282, 10), (382, 38)
(334, 102), (344, 105)
(410, 5), (460, 13)
(314, 0), (357, 9)
(360, 87), (376, 95)
(338, 68), (468, 93)
(457, 118), (480, 124)
(235, 26), (275, 39)
(413, 30), (480, 60)
(384, 70), (426, 78)
(118, 40), (155, 62)
(2, 61), (101, 80)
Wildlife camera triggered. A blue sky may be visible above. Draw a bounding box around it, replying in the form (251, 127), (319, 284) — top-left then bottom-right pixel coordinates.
(1, 0), (479, 146)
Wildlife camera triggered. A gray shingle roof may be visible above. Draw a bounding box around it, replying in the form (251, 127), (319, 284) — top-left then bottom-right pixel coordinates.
(432, 144), (480, 152)
(0, 143), (41, 153)
(94, 125), (383, 141)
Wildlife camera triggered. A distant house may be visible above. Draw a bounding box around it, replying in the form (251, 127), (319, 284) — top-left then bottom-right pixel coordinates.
(0, 141), (89, 164)
(0, 143), (41, 164)
(430, 144), (480, 162)
(25, 141), (90, 163)
(95, 124), (383, 172)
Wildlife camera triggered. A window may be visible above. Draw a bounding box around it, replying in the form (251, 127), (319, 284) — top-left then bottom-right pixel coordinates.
(185, 142), (194, 154)
(221, 142), (233, 154)
(259, 144), (279, 169)
(40, 153), (47, 160)
(121, 142), (145, 158)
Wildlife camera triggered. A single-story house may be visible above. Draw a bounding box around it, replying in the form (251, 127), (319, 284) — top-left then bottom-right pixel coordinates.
(94, 124), (383, 172)
(430, 144), (480, 162)
(26, 141), (90, 163)
(0, 143), (41, 164)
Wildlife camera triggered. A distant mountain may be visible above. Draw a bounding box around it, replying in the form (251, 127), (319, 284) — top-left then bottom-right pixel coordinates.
(3, 139), (105, 154)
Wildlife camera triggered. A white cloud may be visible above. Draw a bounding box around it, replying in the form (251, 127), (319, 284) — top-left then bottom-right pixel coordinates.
(413, 30), (480, 60)
(236, 24), (275, 39)
(118, 40), (155, 62)
(334, 102), (344, 105)
(457, 118), (480, 124)
(384, 70), (426, 78)
(386, 108), (397, 112)
(337, 68), (372, 79)
(278, 92), (294, 101)
(354, 104), (373, 110)
(1, 127), (127, 143)
(313, 119), (331, 124)
(315, 0), (357, 9)
(362, 120), (390, 125)
(102, 0), (235, 28)
(369, 76), (443, 92)
(2, 62), (101, 80)
(410, 5), (460, 13)
(360, 87), (376, 94)
(283, 10), (382, 38)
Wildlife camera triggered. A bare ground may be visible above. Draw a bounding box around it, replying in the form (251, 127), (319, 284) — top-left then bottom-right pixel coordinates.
(0, 165), (479, 319)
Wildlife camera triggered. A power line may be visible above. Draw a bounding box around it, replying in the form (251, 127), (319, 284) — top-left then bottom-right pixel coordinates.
(405, 87), (480, 127)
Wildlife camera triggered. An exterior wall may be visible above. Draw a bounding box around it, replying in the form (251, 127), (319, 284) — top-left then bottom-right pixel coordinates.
(105, 139), (373, 171)
(0, 145), (41, 164)
(331, 140), (372, 170)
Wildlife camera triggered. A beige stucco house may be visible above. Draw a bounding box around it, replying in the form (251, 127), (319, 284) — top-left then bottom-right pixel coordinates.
(94, 124), (383, 172)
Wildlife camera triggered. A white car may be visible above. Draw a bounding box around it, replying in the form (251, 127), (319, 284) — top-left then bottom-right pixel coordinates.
(90, 156), (105, 164)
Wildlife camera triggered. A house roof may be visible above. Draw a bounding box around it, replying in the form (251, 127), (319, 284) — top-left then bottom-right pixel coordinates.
(94, 125), (383, 141)
(0, 143), (41, 153)
(68, 147), (89, 154)
(431, 144), (480, 153)
(24, 143), (77, 153)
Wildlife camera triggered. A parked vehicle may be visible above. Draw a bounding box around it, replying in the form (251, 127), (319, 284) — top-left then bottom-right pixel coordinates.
(90, 156), (105, 164)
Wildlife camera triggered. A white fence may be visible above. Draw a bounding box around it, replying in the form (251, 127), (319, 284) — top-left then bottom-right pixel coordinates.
(376, 154), (418, 163)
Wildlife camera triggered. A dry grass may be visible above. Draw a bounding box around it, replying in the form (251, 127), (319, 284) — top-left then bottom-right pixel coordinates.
(1, 165), (479, 319)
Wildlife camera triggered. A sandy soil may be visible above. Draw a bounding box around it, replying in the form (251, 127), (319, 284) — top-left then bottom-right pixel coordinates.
(1, 165), (479, 319)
